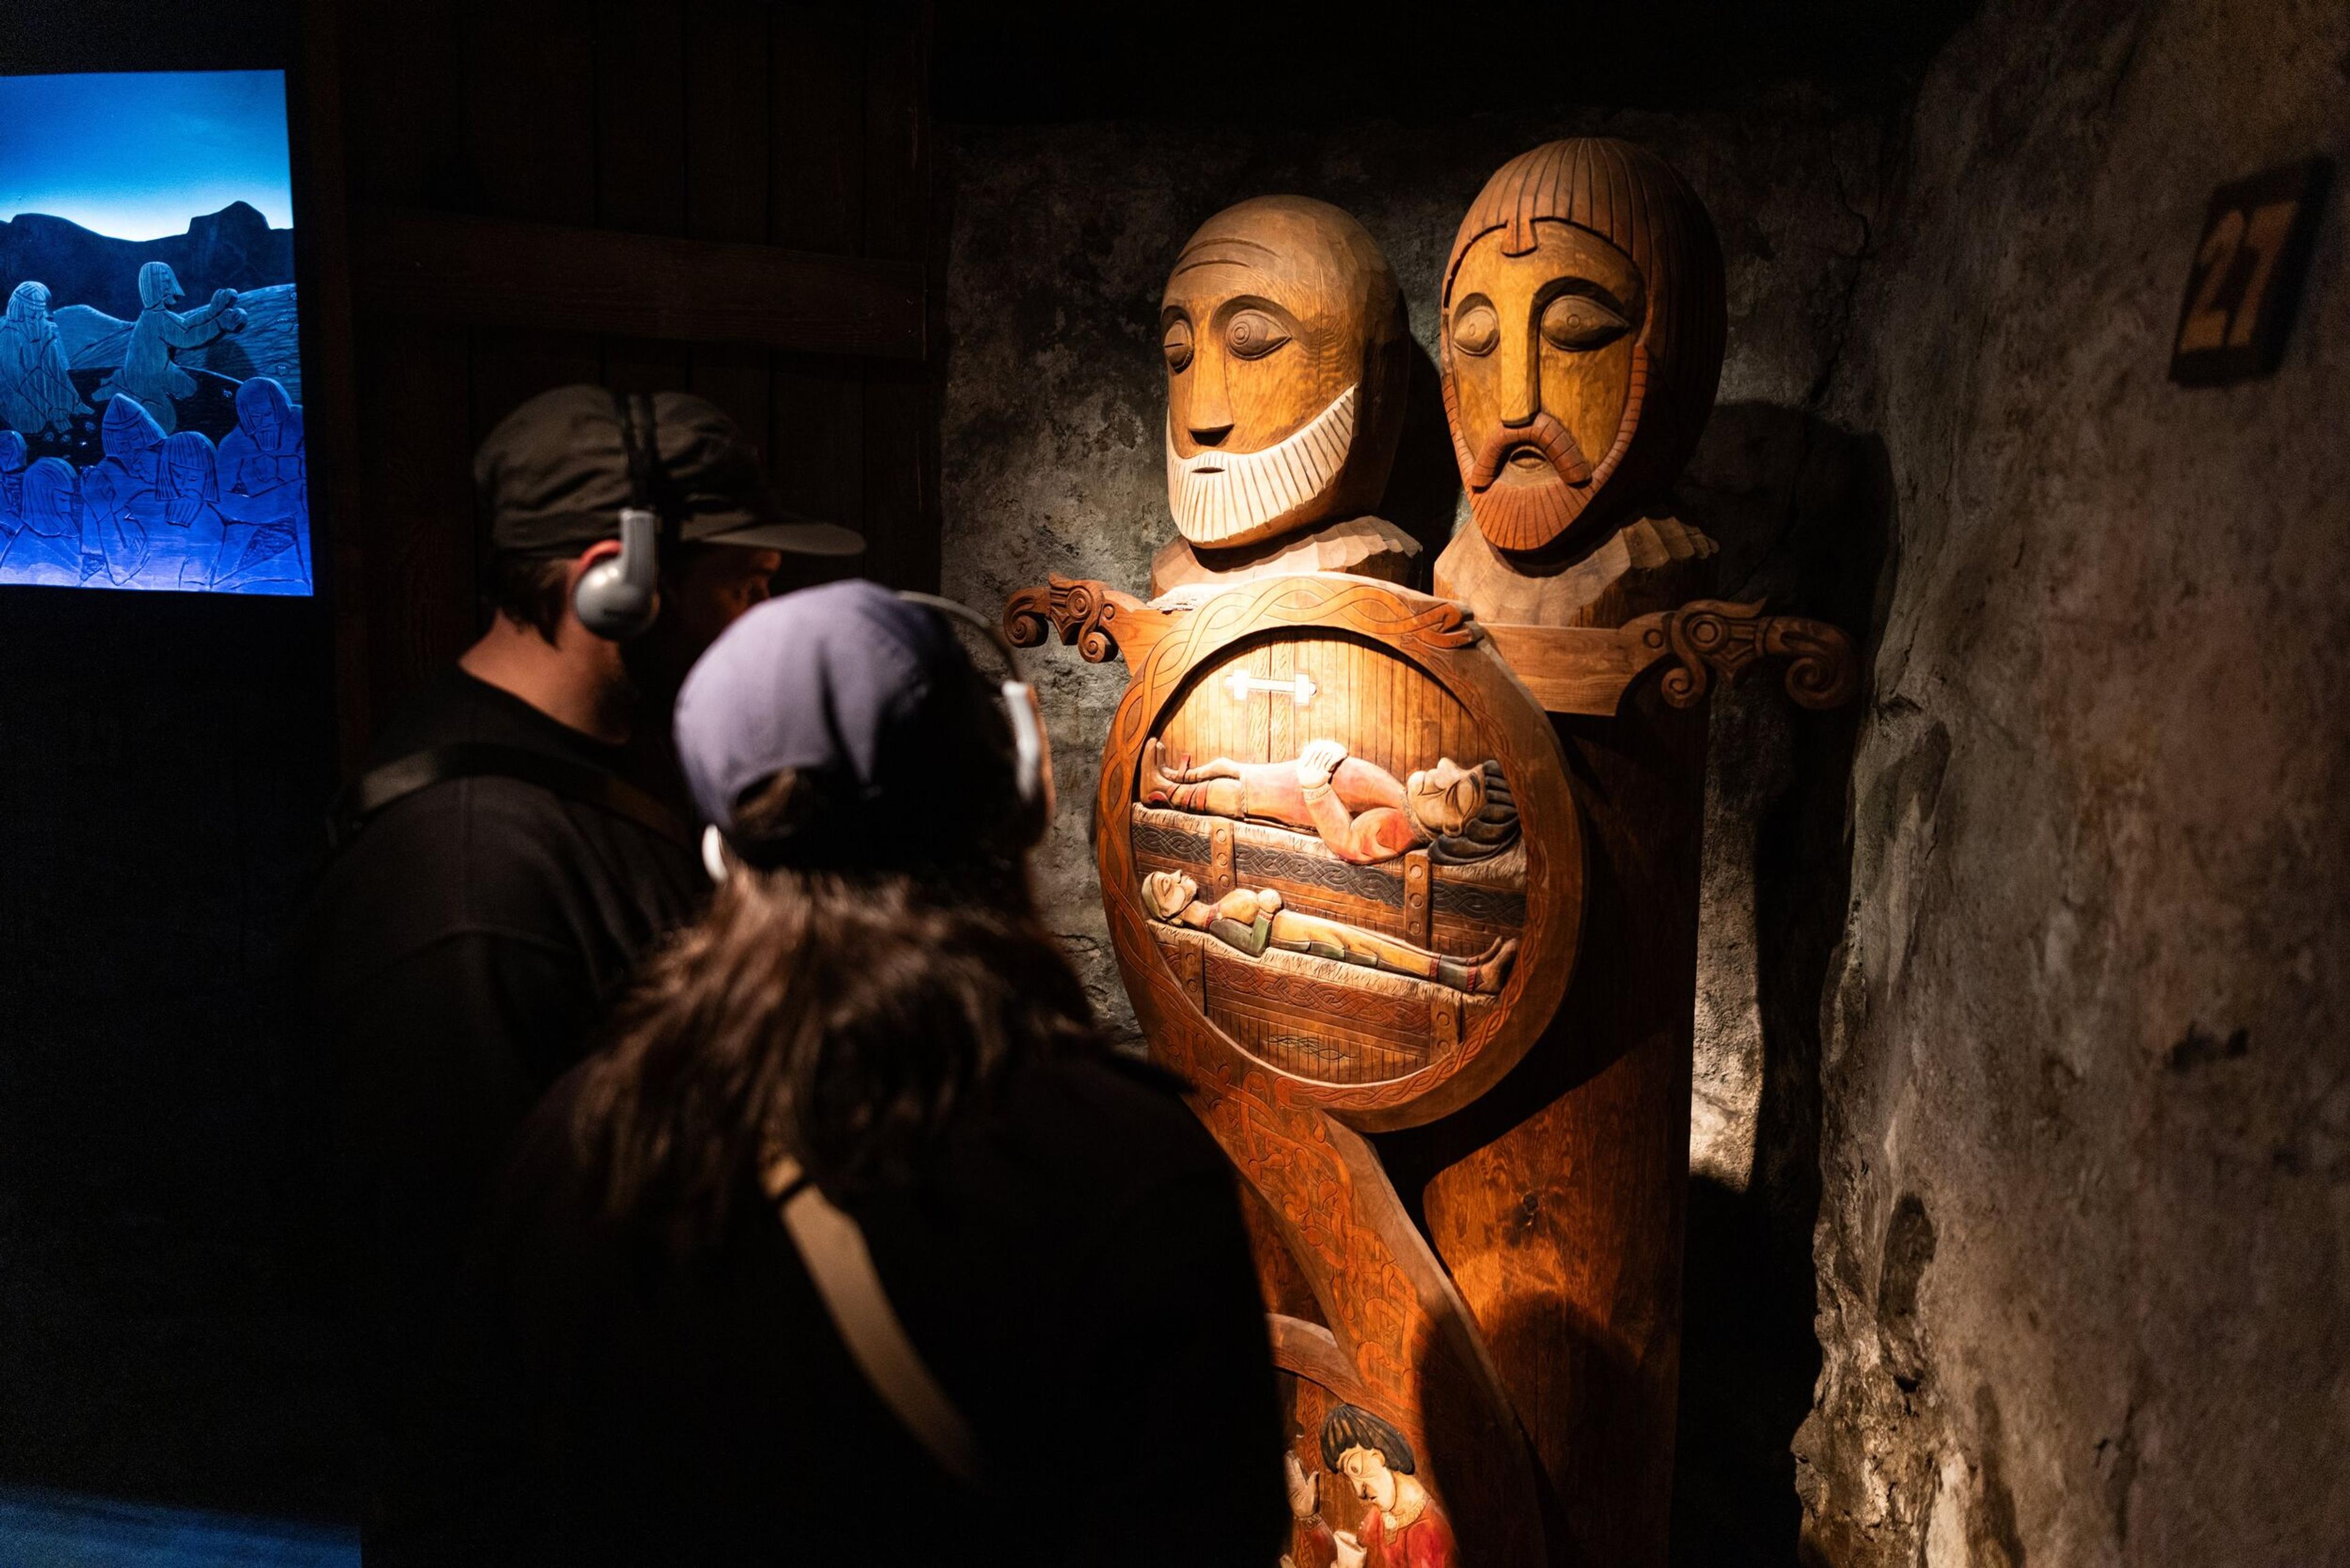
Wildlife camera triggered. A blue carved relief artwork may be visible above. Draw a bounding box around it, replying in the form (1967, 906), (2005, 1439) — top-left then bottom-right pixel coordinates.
(0, 70), (308, 594)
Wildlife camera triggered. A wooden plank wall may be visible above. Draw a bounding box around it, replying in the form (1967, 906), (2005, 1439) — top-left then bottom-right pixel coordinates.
(330, 0), (935, 755)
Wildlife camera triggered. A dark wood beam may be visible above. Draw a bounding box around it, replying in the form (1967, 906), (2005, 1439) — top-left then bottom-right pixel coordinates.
(347, 204), (926, 360)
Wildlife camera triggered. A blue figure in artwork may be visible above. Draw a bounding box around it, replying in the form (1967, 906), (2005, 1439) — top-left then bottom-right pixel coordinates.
(0, 282), (89, 438)
(0, 430), (27, 536)
(217, 375), (307, 586)
(151, 429), (231, 589)
(0, 456), (86, 586)
(90, 394), (169, 583)
(97, 261), (246, 433)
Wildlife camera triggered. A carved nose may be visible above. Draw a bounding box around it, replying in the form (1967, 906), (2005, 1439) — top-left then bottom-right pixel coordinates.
(1188, 422), (1234, 447)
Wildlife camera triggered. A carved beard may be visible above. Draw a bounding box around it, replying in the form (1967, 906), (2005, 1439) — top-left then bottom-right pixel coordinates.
(1447, 338), (1649, 554)
(1166, 383), (1357, 548)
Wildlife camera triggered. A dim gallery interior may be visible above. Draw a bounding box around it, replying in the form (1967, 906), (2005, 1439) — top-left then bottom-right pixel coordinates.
(0, 1), (2340, 1564)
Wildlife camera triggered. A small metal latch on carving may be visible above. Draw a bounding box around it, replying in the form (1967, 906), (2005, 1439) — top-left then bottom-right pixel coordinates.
(1223, 670), (1317, 706)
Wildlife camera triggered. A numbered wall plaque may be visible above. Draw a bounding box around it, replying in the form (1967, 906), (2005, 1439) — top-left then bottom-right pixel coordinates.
(2169, 157), (2332, 387)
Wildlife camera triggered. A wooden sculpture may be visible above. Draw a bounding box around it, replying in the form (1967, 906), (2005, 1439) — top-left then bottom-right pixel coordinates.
(1151, 196), (1417, 599)
(1433, 138), (1728, 629)
(1422, 136), (1734, 1568)
(1004, 572), (1853, 1568)
(1004, 144), (1854, 1568)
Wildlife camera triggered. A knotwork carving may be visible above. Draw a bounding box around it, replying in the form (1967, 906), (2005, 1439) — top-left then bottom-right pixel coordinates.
(1001, 575), (1141, 663)
(1640, 597), (1860, 711)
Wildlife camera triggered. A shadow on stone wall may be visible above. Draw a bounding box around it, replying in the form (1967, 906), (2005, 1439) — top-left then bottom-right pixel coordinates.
(1382, 342), (1465, 563)
(1668, 402), (1897, 1566)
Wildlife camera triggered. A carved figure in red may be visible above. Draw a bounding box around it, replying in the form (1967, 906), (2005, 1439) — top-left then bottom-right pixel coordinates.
(1282, 1405), (1457, 1568)
(1142, 736), (1516, 866)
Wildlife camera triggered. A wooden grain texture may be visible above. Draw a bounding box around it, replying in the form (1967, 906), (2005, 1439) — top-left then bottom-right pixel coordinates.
(767, 4), (868, 548)
(294, 0), (372, 766)
(329, 0), (936, 731)
(683, 0), (774, 449)
(335, 0), (477, 730)
(594, 0), (691, 397)
(1086, 575), (1587, 1568)
(348, 207), (925, 359)
(1435, 139), (1726, 573)
(859, 1), (938, 589)
(1420, 460), (1720, 1568)
(1486, 599), (1860, 717)
(1157, 197), (1411, 566)
(1412, 681), (1707, 1568)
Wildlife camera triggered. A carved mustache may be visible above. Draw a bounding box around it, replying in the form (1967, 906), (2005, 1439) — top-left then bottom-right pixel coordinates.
(1466, 411), (1594, 492)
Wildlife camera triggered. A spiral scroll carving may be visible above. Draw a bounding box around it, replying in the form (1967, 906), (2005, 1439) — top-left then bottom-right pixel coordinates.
(1644, 597), (1860, 711)
(1001, 575), (1128, 663)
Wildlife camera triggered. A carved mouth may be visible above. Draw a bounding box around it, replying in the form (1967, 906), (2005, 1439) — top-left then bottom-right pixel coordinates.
(1192, 463), (1224, 476)
(1505, 446), (1549, 471)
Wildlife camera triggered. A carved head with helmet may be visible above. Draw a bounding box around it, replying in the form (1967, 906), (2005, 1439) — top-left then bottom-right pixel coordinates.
(1160, 195), (1410, 554)
(1440, 138), (1725, 556)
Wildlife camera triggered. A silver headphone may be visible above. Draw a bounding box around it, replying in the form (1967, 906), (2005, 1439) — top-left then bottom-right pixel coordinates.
(573, 392), (665, 641)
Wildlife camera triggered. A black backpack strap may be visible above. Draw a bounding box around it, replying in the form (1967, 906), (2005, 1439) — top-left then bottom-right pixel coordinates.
(328, 741), (696, 853)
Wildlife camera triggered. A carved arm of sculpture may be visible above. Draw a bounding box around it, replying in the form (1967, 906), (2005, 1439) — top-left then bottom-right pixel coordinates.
(1001, 575), (1179, 672)
(1481, 597), (1860, 717)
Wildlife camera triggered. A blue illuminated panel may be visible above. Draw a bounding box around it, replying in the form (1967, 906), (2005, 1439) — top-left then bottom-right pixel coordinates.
(0, 70), (309, 595)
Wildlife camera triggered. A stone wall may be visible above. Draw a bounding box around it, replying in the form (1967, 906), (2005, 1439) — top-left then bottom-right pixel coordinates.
(1798, 0), (2350, 1562)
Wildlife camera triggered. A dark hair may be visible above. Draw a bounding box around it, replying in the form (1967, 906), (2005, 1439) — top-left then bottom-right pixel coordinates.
(1428, 761), (1520, 865)
(570, 774), (1096, 1253)
(483, 548), (573, 643)
(1320, 1404), (1415, 1473)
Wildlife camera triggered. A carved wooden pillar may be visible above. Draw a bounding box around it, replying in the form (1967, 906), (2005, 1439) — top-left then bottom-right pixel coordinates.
(1002, 135), (1860, 1568)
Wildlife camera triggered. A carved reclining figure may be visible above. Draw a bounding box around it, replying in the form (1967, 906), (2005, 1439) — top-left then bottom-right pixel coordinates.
(1142, 736), (1517, 866)
(1142, 870), (1515, 996)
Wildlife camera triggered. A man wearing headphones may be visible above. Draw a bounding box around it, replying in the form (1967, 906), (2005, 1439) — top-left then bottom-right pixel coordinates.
(303, 386), (860, 1492)
(376, 581), (1285, 1565)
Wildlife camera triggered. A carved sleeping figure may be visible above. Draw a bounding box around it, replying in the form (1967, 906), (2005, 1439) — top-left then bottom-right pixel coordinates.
(1142, 736), (1518, 866)
(1141, 870), (1516, 996)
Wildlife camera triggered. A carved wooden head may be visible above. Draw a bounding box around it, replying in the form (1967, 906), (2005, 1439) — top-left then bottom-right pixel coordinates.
(1162, 195), (1409, 552)
(1440, 139), (1725, 554)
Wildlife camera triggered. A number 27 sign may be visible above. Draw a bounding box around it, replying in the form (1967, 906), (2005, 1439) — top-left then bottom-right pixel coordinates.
(2169, 158), (2331, 387)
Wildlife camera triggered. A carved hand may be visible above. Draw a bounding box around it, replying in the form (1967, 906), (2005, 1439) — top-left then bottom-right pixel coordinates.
(210, 288), (239, 310)
(1332, 1531), (1368, 1568)
(1286, 1453), (1321, 1520)
(1296, 737), (1350, 790)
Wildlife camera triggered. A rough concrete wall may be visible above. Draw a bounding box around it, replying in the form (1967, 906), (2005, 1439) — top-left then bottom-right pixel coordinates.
(1798, 1), (2350, 1563)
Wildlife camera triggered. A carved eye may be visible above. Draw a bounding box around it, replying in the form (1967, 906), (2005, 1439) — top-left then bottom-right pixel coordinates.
(1452, 300), (1499, 356)
(1540, 293), (1630, 351)
(1225, 308), (1291, 360)
(1162, 316), (1194, 372)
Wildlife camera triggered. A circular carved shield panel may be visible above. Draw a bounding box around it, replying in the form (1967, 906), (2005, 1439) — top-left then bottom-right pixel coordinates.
(1095, 577), (1584, 1131)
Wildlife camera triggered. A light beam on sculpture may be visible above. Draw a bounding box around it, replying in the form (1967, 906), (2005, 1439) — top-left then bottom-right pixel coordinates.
(0, 70), (310, 595)
(1434, 138), (1726, 626)
(1151, 195), (1415, 598)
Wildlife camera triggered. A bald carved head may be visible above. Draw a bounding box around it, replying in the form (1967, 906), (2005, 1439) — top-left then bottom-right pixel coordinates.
(1161, 195), (1409, 552)
(1441, 139), (1726, 555)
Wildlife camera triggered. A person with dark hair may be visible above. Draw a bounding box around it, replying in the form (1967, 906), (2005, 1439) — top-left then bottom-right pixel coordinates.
(381, 580), (1286, 1566)
(1285, 1402), (1455, 1568)
(300, 386), (862, 1537)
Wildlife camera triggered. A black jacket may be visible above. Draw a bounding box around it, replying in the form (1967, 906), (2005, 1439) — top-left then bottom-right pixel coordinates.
(382, 1053), (1289, 1567)
(302, 668), (704, 1421)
